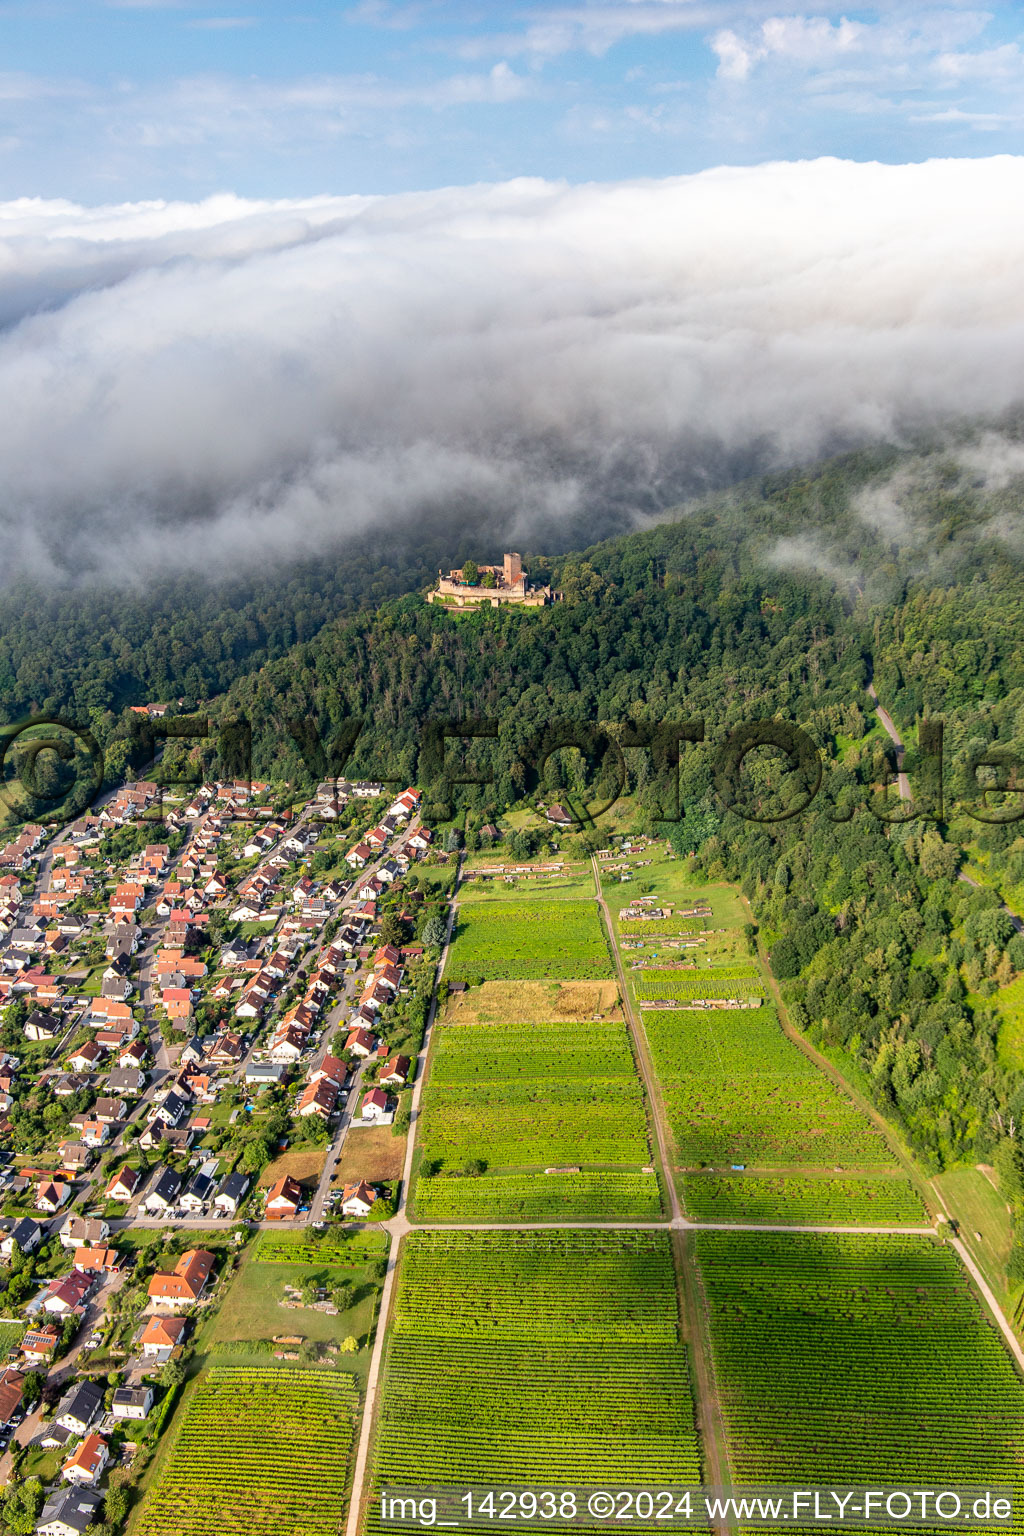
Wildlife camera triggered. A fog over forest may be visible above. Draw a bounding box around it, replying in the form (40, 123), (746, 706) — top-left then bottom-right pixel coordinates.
(3, 154), (1024, 585)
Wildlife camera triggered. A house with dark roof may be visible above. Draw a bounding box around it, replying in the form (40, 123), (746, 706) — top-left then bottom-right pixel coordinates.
(54, 1379), (104, 1436)
(36, 1485), (103, 1536)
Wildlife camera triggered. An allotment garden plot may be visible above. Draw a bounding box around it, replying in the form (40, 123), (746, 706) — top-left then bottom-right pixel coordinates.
(414, 1016), (662, 1220)
(363, 1231), (702, 1536)
(135, 1366), (359, 1536)
(696, 1230), (1024, 1529)
(446, 898), (612, 982)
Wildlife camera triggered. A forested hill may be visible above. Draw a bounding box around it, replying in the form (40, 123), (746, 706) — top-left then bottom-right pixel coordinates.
(203, 436), (1024, 1204)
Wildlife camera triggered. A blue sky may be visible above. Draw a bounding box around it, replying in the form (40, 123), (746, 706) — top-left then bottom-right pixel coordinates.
(0, 0), (1023, 198)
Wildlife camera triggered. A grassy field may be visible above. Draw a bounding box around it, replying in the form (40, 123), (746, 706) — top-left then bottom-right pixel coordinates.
(697, 1230), (1024, 1509)
(206, 1245), (382, 1359)
(134, 1367), (359, 1536)
(258, 1146), (329, 1190)
(933, 1164), (1016, 1307)
(334, 1126), (406, 1185)
(992, 973), (1024, 1070)
(414, 1169), (663, 1222)
(446, 899), (612, 982)
(0, 1320), (24, 1355)
(458, 866), (596, 903)
(363, 1230), (701, 1536)
(644, 1003), (899, 1170)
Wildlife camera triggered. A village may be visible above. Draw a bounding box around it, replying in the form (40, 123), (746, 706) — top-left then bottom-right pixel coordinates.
(0, 767), (444, 1533)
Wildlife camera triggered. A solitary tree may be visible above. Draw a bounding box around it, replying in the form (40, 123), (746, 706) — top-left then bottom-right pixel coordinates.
(422, 915), (447, 950)
(461, 560), (479, 586)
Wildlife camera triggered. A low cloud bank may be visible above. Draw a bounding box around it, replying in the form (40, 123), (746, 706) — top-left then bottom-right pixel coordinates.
(3, 156), (1024, 584)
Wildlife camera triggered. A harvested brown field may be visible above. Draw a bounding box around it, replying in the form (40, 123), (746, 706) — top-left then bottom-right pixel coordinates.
(442, 979), (621, 1026)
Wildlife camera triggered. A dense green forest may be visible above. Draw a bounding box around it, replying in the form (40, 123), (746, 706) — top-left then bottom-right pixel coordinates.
(199, 437), (1024, 1246)
(6, 432), (1024, 1269)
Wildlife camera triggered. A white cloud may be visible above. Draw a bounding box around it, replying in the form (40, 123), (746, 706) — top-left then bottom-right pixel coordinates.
(3, 157), (1024, 583)
(188, 17), (258, 29)
(455, 3), (731, 61)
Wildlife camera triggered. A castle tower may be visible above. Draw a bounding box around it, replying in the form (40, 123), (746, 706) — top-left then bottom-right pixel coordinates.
(503, 552), (523, 589)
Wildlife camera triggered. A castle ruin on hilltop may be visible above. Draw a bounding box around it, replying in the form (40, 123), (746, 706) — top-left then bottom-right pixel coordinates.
(427, 552), (561, 609)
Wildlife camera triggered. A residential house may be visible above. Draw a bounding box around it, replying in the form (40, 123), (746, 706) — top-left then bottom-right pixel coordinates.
(143, 1167), (182, 1214)
(244, 1062), (286, 1089)
(139, 1314), (188, 1361)
(24, 1011), (59, 1042)
(105, 1165), (141, 1202)
(59, 1215), (111, 1250)
(264, 1174), (302, 1220)
(345, 1027), (377, 1059)
(36, 1181), (72, 1214)
(62, 1435), (109, 1488)
(296, 1079), (337, 1119)
(269, 1026), (305, 1064)
(0, 1367), (25, 1427)
(179, 1172), (215, 1212)
(360, 1087), (390, 1123)
(111, 1385), (153, 1420)
(92, 1096), (126, 1124)
(35, 1486), (104, 1536)
(179, 1037), (205, 1068)
(341, 1180), (378, 1218)
(0, 1216), (42, 1258)
(213, 1172), (250, 1214)
(147, 1248), (215, 1308)
(58, 1143), (94, 1172)
(44, 1271), (93, 1315)
(69, 1118), (109, 1149)
(309, 1052), (347, 1089)
(68, 1042), (104, 1073)
(379, 1054), (411, 1088)
(21, 1323), (59, 1365)
(54, 1381), (104, 1437)
(152, 1090), (190, 1128)
(72, 1248), (120, 1274)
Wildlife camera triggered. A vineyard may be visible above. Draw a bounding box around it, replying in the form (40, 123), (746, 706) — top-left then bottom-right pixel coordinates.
(414, 1015), (656, 1217)
(135, 1367), (359, 1536)
(446, 899), (612, 981)
(641, 1006), (901, 1172)
(696, 1231), (1024, 1524)
(364, 1231), (701, 1535)
(682, 1172), (928, 1225)
(426, 1017), (639, 1083)
(417, 1079), (651, 1170)
(415, 1169), (663, 1222)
